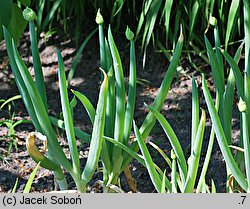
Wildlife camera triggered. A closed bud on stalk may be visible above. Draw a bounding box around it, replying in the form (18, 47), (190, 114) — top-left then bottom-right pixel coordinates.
(171, 149), (176, 160)
(209, 15), (217, 26)
(23, 7), (37, 21)
(96, 9), (104, 25)
(125, 26), (134, 40)
(238, 97), (246, 112)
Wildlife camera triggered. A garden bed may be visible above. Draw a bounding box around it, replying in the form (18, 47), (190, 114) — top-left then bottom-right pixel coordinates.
(0, 28), (239, 193)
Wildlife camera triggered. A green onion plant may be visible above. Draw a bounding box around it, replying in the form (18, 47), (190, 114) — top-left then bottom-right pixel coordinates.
(3, 7), (109, 192)
(52, 10), (183, 192)
(202, 2), (250, 192)
(75, 10), (183, 191)
(133, 78), (216, 193)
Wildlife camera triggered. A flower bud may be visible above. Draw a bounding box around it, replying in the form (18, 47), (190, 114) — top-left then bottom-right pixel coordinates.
(171, 149), (176, 160)
(209, 15), (217, 26)
(23, 7), (37, 21)
(125, 26), (134, 40)
(238, 97), (246, 112)
(96, 9), (104, 25)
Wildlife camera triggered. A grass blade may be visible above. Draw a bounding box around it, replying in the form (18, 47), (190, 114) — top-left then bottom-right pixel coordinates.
(184, 109), (206, 192)
(220, 48), (244, 98)
(161, 169), (167, 193)
(164, 0), (173, 46)
(0, 95), (21, 109)
(23, 162), (41, 193)
(49, 116), (91, 143)
(171, 150), (178, 193)
(81, 70), (108, 184)
(196, 94), (219, 193)
(214, 25), (224, 76)
(67, 28), (97, 83)
(104, 136), (145, 167)
(145, 103), (187, 185)
(141, 0), (162, 67)
(57, 49), (80, 174)
(38, 0), (63, 34)
(222, 42), (243, 143)
(108, 26), (126, 143)
(71, 90), (96, 125)
(133, 120), (162, 193)
(105, 38), (116, 138)
(191, 77), (199, 151)
(204, 35), (224, 95)
(243, 0), (250, 143)
(148, 141), (172, 169)
(188, 0), (200, 43)
(211, 179), (216, 193)
(11, 178), (19, 193)
(108, 26), (126, 176)
(135, 0), (153, 39)
(241, 108), (250, 189)
(36, 0), (45, 32)
(202, 74), (248, 191)
(225, 0), (240, 50)
(140, 29), (184, 139)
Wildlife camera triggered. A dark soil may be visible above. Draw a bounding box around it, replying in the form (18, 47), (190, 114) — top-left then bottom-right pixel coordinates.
(0, 26), (238, 193)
